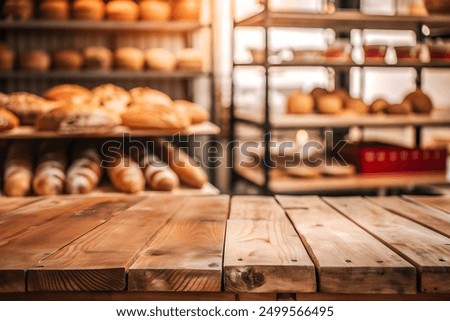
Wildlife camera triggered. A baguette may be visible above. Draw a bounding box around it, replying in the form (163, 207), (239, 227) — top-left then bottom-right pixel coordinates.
(106, 152), (145, 194)
(134, 150), (179, 191)
(3, 141), (34, 197)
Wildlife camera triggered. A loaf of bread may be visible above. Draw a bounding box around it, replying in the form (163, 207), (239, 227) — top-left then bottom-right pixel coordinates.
(106, 152), (145, 194)
(106, 0), (139, 21)
(129, 87), (173, 107)
(139, 0), (171, 21)
(53, 50), (84, 71)
(332, 88), (350, 102)
(173, 100), (209, 124)
(370, 98), (390, 114)
(310, 87), (328, 110)
(176, 48), (203, 71)
(403, 89), (433, 114)
(36, 104), (121, 133)
(287, 91), (314, 114)
(145, 48), (176, 72)
(385, 101), (412, 115)
(121, 104), (189, 129)
(0, 108), (19, 131)
(317, 93), (344, 114)
(39, 0), (70, 20)
(83, 46), (113, 70)
(19, 50), (51, 71)
(3, 92), (59, 125)
(3, 141), (34, 197)
(32, 141), (68, 196)
(73, 0), (105, 21)
(44, 84), (93, 105)
(0, 92), (8, 106)
(156, 141), (208, 189)
(172, 0), (201, 21)
(345, 98), (369, 115)
(65, 144), (103, 194)
(0, 45), (15, 71)
(91, 84), (131, 115)
(3, 0), (34, 20)
(115, 47), (145, 71)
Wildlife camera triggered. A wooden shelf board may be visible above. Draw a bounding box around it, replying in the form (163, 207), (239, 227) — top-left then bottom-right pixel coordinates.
(235, 165), (447, 193)
(234, 61), (450, 69)
(235, 109), (450, 129)
(0, 122), (220, 139)
(0, 20), (209, 32)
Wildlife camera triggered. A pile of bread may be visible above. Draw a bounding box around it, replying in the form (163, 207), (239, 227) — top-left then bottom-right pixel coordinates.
(0, 83), (209, 133)
(287, 87), (434, 115)
(0, 43), (203, 73)
(0, 139), (209, 197)
(2, 0), (201, 22)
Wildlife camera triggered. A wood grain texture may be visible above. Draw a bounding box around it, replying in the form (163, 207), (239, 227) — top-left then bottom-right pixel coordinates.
(128, 196), (230, 292)
(230, 196), (289, 221)
(325, 197), (450, 294)
(0, 196), (138, 293)
(27, 197), (170, 292)
(0, 197), (41, 215)
(368, 196), (450, 238)
(281, 196), (416, 294)
(405, 196), (450, 214)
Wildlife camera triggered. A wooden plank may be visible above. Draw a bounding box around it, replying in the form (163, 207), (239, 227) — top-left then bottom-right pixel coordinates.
(0, 198), (41, 215)
(325, 197), (450, 294)
(0, 196), (140, 293)
(27, 197), (181, 292)
(128, 196), (230, 292)
(368, 196), (450, 238)
(224, 196), (316, 294)
(406, 196), (450, 214)
(279, 196), (416, 294)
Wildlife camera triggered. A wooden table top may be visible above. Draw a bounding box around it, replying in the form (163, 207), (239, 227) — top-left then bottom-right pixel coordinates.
(0, 194), (449, 301)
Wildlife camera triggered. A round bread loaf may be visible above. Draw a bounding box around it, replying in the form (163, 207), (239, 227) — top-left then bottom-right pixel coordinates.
(53, 50), (84, 71)
(286, 91), (314, 114)
(345, 98), (369, 115)
(39, 0), (69, 20)
(172, 0), (201, 21)
(317, 93), (344, 114)
(173, 100), (209, 124)
(176, 48), (203, 71)
(0, 46), (15, 71)
(91, 84), (131, 115)
(19, 50), (51, 71)
(332, 88), (350, 102)
(139, 0), (171, 21)
(83, 46), (113, 70)
(145, 48), (176, 71)
(106, 0), (139, 21)
(73, 0), (105, 21)
(0, 108), (19, 131)
(385, 101), (413, 115)
(370, 98), (390, 114)
(44, 84), (92, 105)
(3, 0), (34, 20)
(115, 47), (145, 71)
(129, 87), (173, 107)
(402, 89), (433, 114)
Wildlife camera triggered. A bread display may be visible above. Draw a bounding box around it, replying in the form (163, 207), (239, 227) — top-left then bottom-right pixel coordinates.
(129, 87), (173, 107)
(287, 91), (314, 114)
(53, 50), (84, 71)
(145, 48), (177, 71)
(402, 89), (433, 114)
(0, 45), (15, 71)
(44, 84), (93, 105)
(3, 92), (59, 125)
(73, 0), (105, 21)
(3, 0), (34, 20)
(3, 141), (34, 197)
(39, 0), (70, 20)
(385, 101), (413, 115)
(115, 47), (145, 71)
(19, 50), (51, 71)
(173, 100), (209, 124)
(83, 46), (113, 70)
(311, 87), (328, 109)
(370, 98), (390, 114)
(65, 144), (103, 194)
(157, 142), (208, 189)
(32, 141), (68, 196)
(36, 104), (121, 133)
(139, 0), (171, 21)
(316, 93), (344, 114)
(0, 108), (19, 131)
(176, 48), (203, 71)
(121, 104), (189, 129)
(345, 98), (369, 115)
(106, 152), (145, 194)
(91, 84), (131, 115)
(106, 0), (139, 21)
(172, 0), (201, 21)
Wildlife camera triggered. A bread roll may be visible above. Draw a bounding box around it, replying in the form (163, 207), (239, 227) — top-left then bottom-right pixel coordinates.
(332, 88), (350, 102)
(176, 48), (203, 71)
(3, 0), (34, 20)
(44, 84), (92, 105)
(129, 87), (173, 107)
(145, 48), (176, 72)
(73, 0), (105, 21)
(106, 1), (139, 21)
(3, 92), (59, 125)
(39, 0), (69, 20)
(134, 151), (180, 191)
(53, 50), (84, 71)
(173, 100), (208, 124)
(91, 84), (131, 115)
(172, 0), (201, 21)
(139, 0), (171, 21)
(385, 101), (412, 115)
(345, 98), (369, 115)
(0, 92), (9, 106)
(83, 46), (113, 70)
(3, 141), (34, 197)
(19, 50), (51, 71)
(311, 87), (328, 110)
(106, 152), (145, 194)
(36, 104), (121, 133)
(121, 104), (189, 129)
(403, 89), (433, 114)
(317, 93), (344, 114)
(287, 91), (314, 114)
(0, 45), (15, 71)
(115, 47), (145, 71)
(0, 108), (19, 131)
(370, 98), (390, 114)
(156, 142), (208, 189)
(32, 141), (68, 196)
(65, 144), (103, 194)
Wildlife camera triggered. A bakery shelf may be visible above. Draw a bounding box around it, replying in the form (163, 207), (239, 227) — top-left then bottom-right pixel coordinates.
(235, 10), (450, 31)
(235, 109), (450, 130)
(0, 70), (211, 80)
(234, 61), (450, 69)
(235, 164), (448, 194)
(0, 122), (220, 139)
(0, 20), (210, 32)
